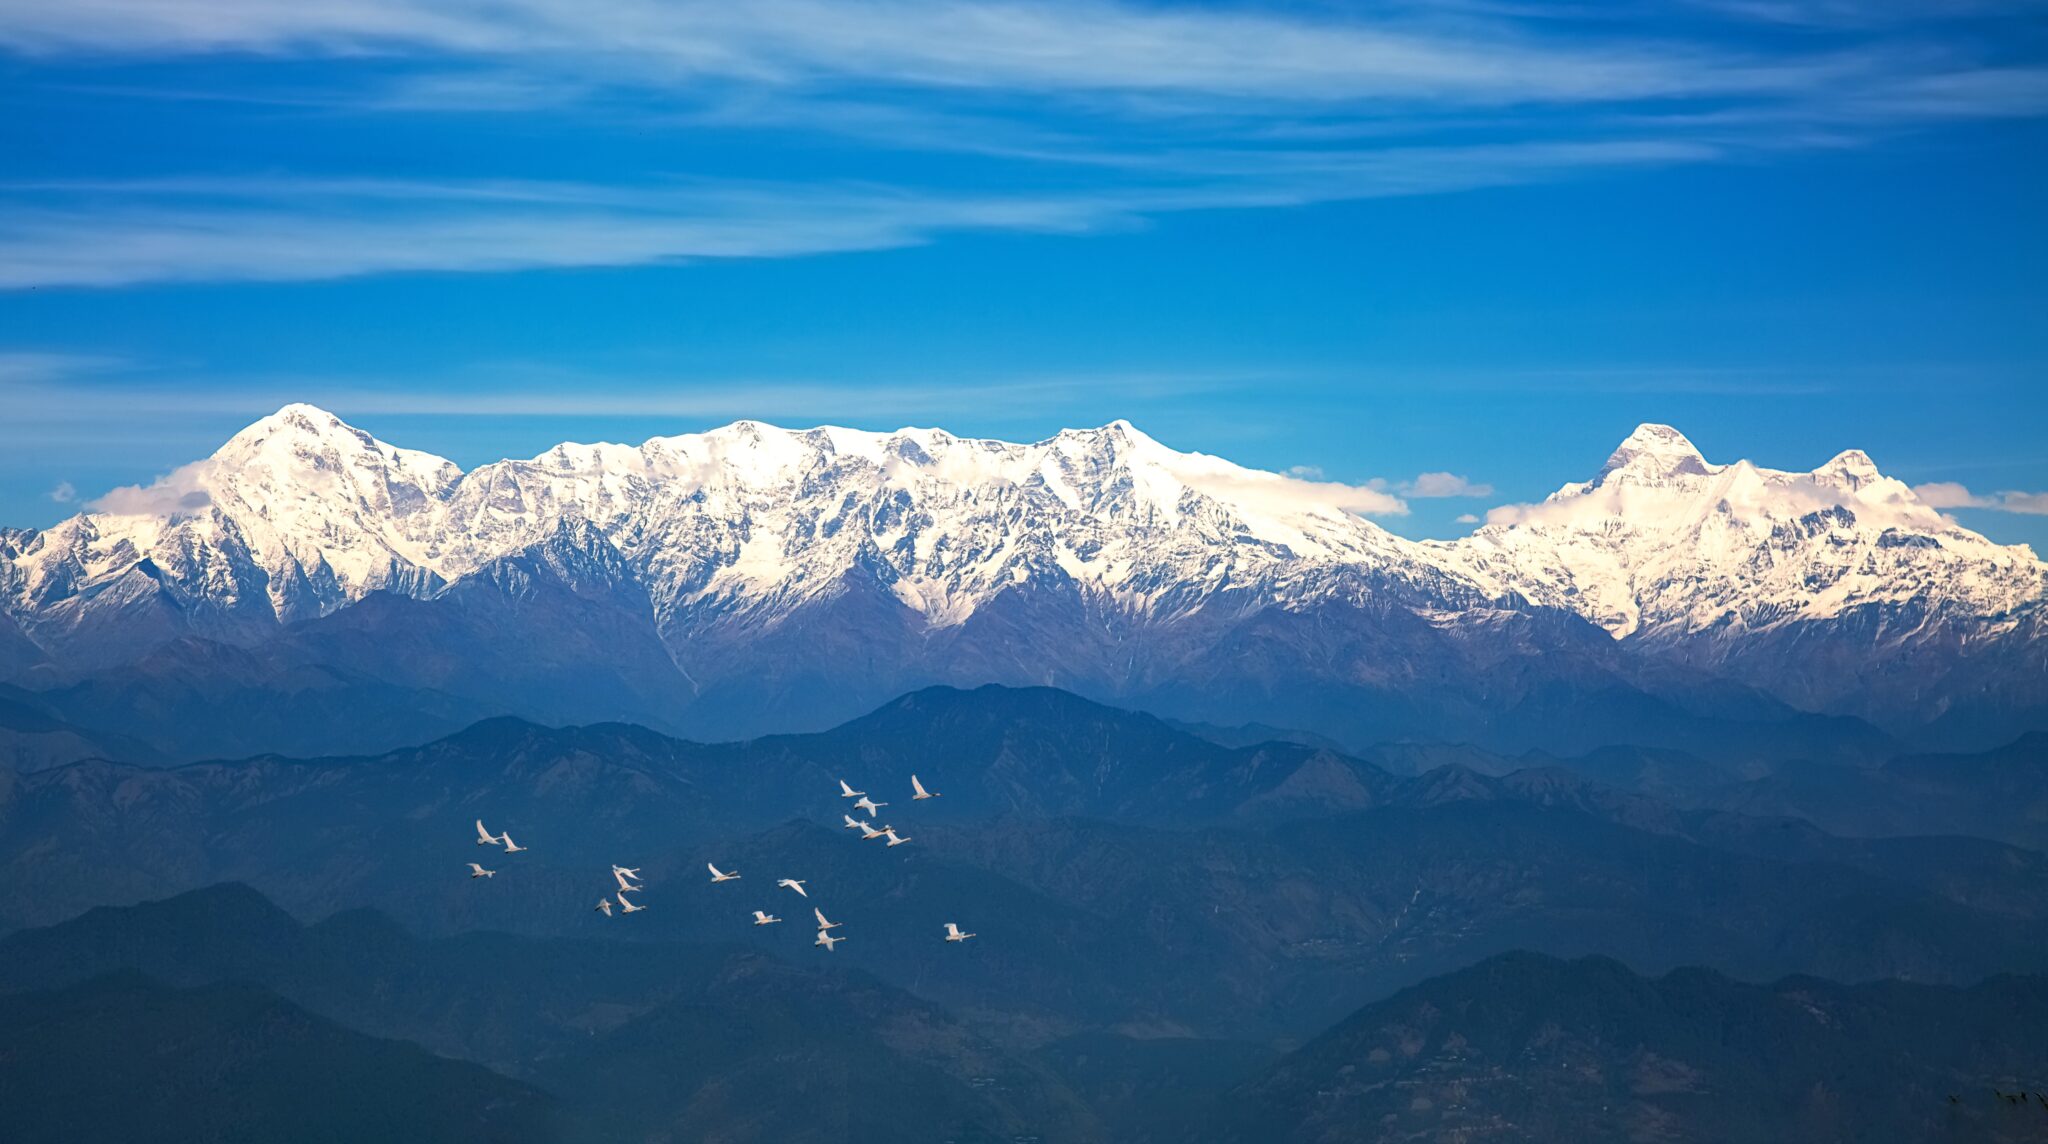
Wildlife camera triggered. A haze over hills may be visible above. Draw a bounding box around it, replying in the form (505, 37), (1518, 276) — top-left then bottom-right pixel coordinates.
(5, 686), (2045, 1041)
(0, 971), (555, 1144)
(2, 674), (2040, 1140)
(0, 886), (1092, 1144)
(0, 406), (2040, 758)
(7, 887), (2047, 1144)
(1221, 951), (2048, 1144)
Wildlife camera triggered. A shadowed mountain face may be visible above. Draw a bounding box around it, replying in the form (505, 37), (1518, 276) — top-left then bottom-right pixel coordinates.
(0, 972), (555, 1144)
(3, 687), (2045, 1043)
(1221, 952), (2048, 1144)
(17, 570), (1898, 766)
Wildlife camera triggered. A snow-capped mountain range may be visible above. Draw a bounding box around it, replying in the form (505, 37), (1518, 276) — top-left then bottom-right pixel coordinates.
(1449, 422), (2043, 640)
(2, 405), (2042, 754)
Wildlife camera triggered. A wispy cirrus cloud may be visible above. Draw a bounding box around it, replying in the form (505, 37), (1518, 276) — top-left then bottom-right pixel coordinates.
(0, 0), (1850, 105)
(0, 139), (1714, 288)
(8, 0), (2034, 127)
(1680, 0), (2047, 29)
(1401, 471), (1495, 498)
(0, 349), (1263, 427)
(1, 0), (2044, 288)
(0, 350), (131, 383)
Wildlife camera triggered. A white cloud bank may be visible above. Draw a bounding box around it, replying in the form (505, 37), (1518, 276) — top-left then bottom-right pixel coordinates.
(86, 460), (216, 516)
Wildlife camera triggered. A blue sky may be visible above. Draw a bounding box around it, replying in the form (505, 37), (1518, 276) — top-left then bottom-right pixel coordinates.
(1, 0), (2044, 545)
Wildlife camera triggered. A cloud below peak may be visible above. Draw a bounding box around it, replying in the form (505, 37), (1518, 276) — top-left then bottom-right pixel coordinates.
(1913, 481), (2048, 516)
(85, 460), (215, 517)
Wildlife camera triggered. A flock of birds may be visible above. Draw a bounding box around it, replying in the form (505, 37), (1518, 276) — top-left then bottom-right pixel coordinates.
(466, 772), (972, 953)
(1986, 1089), (2048, 1110)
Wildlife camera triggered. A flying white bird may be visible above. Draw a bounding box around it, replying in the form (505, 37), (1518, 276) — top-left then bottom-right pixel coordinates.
(839, 779), (865, 798)
(612, 865), (641, 882)
(858, 822), (887, 840)
(911, 775), (939, 800)
(815, 930), (845, 951)
(885, 829), (912, 847)
(776, 878), (808, 898)
(474, 820), (503, 846)
(708, 863), (741, 883)
(842, 814), (864, 831)
(944, 922), (975, 942)
(752, 910), (781, 926)
(813, 907), (842, 931)
(854, 796), (888, 817)
(595, 898), (614, 917)
(500, 833), (526, 853)
(467, 863), (495, 879)
(613, 869), (642, 894)
(617, 892), (644, 913)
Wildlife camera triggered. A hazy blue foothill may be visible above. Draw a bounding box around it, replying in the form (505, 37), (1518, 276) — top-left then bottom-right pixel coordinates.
(2, 685), (2047, 1140)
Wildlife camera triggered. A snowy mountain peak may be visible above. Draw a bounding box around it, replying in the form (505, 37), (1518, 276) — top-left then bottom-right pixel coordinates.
(210, 403), (463, 508)
(1452, 426), (2045, 640)
(1813, 448), (1883, 490)
(21, 407), (1444, 637)
(1596, 423), (1715, 484)
(222, 401), (353, 443)
(2, 408), (2041, 688)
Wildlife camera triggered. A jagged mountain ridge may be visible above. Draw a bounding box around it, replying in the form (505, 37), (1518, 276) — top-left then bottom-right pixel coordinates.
(1446, 423), (2043, 639)
(1, 405), (1489, 650)
(2, 406), (2041, 744)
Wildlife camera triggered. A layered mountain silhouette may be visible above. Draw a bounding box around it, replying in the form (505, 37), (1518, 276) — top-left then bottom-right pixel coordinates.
(1221, 951), (2048, 1144)
(4, 686), (2044, 1040)
(0, 884), (1096, 1144)
(7, 887), (2047, 1144)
